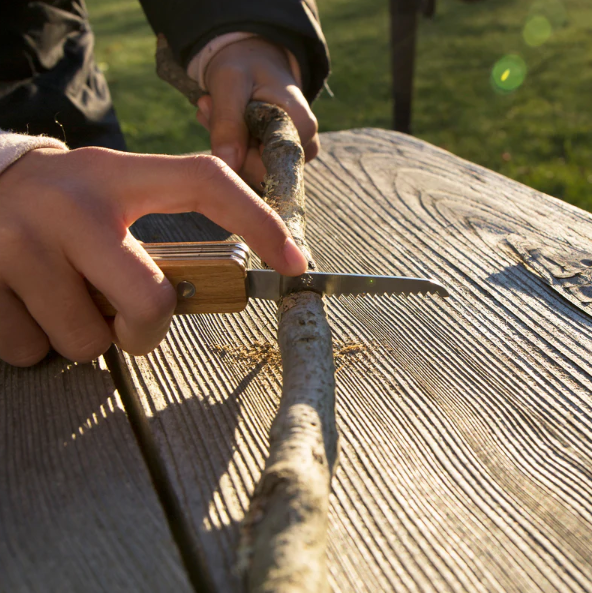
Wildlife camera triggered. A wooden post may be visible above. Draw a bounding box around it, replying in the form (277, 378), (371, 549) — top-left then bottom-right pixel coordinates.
(389, 0), (419, 134)
(389, 0), (436, 133)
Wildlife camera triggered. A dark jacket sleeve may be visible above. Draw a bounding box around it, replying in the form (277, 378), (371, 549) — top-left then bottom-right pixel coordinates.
(137, 0), (330, 102)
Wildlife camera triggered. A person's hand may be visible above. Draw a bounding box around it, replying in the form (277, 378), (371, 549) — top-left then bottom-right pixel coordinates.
(195, 37), (320, 187)
(0, 147), (307, 367)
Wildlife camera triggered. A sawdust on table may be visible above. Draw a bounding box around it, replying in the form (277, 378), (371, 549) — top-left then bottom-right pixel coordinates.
(209, 341), (281, 367)
(209, 339), (392, 373)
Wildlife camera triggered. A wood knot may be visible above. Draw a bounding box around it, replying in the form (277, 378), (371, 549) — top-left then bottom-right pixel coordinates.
(506, 235), (592, 313)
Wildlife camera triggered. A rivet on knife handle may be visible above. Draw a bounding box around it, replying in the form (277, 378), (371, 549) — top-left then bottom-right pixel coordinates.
(87, 241), (449, 317)
(87, 242), (250, 316)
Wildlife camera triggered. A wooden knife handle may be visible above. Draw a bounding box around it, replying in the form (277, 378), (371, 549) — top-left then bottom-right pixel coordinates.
(87, 242), (249, 316)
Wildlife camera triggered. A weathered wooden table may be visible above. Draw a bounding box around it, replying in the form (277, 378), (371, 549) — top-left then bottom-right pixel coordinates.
(2, 130), (592, 592)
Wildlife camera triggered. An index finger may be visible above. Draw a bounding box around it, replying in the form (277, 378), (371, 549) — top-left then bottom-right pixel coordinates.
(82, 148), (308, 276)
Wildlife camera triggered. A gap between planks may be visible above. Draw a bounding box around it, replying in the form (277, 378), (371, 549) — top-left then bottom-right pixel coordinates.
(104, 345), (217, 593)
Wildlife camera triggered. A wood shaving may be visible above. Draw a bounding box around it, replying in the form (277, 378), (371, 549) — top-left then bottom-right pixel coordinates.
(209, 341), (281, 367)
(209, 339), (392, 374)
(333, 340), (391, 373)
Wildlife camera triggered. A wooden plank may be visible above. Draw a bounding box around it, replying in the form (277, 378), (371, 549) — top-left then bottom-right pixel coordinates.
(122, 129), (592, 592)
(0, 355), (192, 592)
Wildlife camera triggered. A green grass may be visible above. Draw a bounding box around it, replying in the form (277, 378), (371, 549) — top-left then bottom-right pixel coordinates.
(86, 0), (592, 211)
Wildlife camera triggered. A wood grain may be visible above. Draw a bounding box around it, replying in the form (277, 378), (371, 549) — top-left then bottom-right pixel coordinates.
(0, 355), (192, 591)
(122, 129), (592, 592)
(88, 248), (249, 316)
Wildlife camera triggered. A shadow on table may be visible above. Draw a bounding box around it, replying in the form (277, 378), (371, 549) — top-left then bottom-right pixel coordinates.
(2, 263), (270, 590)
(2, 212), (268, 590)
(124, 348), (270, 592)
(0, 354), (193, 591)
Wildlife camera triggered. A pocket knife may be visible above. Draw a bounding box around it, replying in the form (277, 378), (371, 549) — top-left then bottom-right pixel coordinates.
(89, 242), (449, 316)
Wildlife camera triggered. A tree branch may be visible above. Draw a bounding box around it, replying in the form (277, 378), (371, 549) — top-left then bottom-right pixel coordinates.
(155, 41), (338, 593)
(238, 103), (338, 593)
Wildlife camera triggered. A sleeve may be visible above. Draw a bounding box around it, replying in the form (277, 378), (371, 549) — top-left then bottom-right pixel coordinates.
(187, 32), (303, 91)
(137, 0), (330, 102)
(0, 130), (68, 177)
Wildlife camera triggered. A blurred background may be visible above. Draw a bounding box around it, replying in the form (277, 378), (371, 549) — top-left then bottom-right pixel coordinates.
(86, 0), (592, 212)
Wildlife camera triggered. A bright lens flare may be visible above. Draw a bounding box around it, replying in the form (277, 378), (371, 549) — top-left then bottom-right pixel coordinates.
(523, 15), (552, 46)
(491, 55), (527, 94)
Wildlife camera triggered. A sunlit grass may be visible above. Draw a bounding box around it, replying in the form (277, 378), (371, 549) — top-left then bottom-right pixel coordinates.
(86, 0), (592, 211)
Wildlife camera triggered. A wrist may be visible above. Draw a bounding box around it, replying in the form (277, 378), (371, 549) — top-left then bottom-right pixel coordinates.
(0, 131), (68, 177)
(187, 33), (302, 92)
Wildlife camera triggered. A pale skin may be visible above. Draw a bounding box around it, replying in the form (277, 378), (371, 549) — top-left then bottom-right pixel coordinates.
(0, 38), (315, 367)
(196, 37), (320, 186)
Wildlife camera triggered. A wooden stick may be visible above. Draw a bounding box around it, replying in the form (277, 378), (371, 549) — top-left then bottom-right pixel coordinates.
(155, 41), (338, 593)
(155, 36), (205, 105)
(243, 102), (314, 268)
(240, 103), (338, 593)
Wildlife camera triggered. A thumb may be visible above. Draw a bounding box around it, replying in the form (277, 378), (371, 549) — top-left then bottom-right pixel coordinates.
(208, 72), (251, 172)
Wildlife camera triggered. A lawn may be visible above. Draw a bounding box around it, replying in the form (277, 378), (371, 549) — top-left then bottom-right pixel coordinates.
(86, 0), (592, 211)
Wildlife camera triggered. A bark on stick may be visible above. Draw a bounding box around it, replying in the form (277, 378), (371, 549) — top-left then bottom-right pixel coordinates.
(155, 43), (338, 592)
(238, 103), (338, 593)
(155, 36), (204, 105)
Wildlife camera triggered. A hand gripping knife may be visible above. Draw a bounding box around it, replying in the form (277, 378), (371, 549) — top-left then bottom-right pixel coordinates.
(89, 242), (449, 316)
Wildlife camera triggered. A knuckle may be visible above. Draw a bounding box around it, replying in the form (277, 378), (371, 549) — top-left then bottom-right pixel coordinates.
(69, 146), (106, 160)
(305, 137), (320, 162)
(184, 154), (228, 184)
(306, 145), (319, 161)
(60, 325), (112, 363)
(131, 283), (176, 327)
(54, 148), (109, 190)
(67, 146), (114, 169)
(3, 342), (49, 367)
(279, 93), (317, 142)
(300, 112), (318, 142)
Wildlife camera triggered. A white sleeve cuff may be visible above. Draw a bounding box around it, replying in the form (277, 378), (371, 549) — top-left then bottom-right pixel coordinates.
(0, 131), (68, 176)
(186, 32), (302, 93)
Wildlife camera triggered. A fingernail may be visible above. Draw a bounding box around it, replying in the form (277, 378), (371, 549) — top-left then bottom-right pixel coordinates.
(215, 146), (239, 171)
(283, 237), (307, 275)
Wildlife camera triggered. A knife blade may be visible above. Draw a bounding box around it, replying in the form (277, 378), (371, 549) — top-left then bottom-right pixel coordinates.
(247, 270), (448, 301)
(88, 241), (449, 316)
